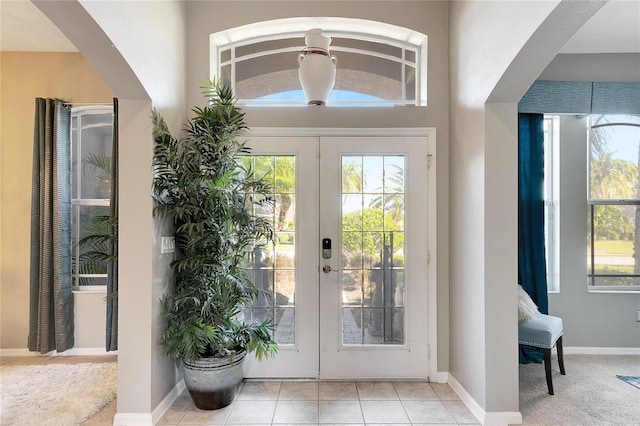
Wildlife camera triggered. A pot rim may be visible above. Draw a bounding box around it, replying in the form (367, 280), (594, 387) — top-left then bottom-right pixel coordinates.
(182, 350), (247, 369)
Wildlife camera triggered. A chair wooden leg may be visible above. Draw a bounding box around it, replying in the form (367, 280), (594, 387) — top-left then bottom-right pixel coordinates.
(556, 336), (566, 375)
(544, 348), (554, 395)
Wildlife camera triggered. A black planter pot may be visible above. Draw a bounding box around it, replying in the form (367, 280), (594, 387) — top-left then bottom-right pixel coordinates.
(182, 351), (246, 410)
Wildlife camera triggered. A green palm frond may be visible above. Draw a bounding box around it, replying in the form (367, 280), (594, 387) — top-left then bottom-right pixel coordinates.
(153, 79), (277, 361)
(76, 214), (117, 285)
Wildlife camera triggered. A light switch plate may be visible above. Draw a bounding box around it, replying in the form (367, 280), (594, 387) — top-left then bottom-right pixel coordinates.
(161, 237), (175, 254)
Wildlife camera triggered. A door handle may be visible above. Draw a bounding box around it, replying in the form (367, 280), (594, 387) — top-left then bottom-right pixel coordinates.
(322, 264), (340, 273)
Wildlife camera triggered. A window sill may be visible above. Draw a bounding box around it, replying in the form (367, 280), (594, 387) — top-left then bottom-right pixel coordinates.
(72, 287), (107, 294)
(588, 286), (640, 294)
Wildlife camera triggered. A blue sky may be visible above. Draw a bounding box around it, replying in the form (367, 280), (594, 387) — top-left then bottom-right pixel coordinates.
(595, 115), (640, 163)
(252, 90), (393, 107)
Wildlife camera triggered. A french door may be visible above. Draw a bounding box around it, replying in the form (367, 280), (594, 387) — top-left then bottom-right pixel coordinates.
(242, 134), (431, 379)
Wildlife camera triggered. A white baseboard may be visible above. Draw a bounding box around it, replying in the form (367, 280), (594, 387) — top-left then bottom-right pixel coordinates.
(101, 378), (186, 426)
(448, 373), (523, 426)
(564, 346), (640, 355)
(447, 374), (484, 424)
(113, 413), (153, 426)
(152, 378), (186, 424)
(484, 411), (524, 425)
(432, 371), (449, 383)
(0, 347), (117, 357)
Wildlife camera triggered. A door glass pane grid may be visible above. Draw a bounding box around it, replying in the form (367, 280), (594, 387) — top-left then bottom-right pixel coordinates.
(341, 155), (405, 345)
(243, 155), (297, 345)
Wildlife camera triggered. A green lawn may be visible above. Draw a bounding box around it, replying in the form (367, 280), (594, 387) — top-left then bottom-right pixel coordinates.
(594, 240), (633, 256)
(594, 265), (634, 274)
(592, 240), (639, 286)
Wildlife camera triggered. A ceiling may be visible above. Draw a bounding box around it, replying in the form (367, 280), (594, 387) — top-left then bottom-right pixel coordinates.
(558, 0), (640, 53)
(1, 0), (639, 53)
(1, 0), (77, 52)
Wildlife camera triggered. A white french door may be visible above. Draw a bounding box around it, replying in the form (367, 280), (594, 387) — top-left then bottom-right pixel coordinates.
(241, 136), (319, 378)
(243, 134), (432, 379)
(319, 137), (430, 379)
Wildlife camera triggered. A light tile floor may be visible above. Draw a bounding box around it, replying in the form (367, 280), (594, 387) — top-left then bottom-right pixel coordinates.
(158, 381), (479, 425)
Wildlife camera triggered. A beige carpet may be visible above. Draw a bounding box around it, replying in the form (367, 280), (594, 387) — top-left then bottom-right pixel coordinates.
(1, 359), (117, 426)
(519, 354), (640, 425)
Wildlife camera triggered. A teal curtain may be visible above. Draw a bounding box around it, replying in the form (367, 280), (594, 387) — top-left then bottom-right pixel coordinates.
(29, 98), (74, 353)
(518, 113), (548, 364)
(106, 98), (119, 351)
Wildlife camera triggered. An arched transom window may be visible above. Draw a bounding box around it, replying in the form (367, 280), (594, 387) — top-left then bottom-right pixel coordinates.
(210, 17), (428, 106)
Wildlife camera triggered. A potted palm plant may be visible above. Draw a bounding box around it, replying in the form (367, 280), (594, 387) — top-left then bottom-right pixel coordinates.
(152, 79), (278, 410)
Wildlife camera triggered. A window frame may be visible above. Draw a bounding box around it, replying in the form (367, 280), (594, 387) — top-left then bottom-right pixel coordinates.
(210, 17), (428, 107)
(587, 114), (640, 293)
(543, 115), (560, 293)
(71, 105), (114, 293)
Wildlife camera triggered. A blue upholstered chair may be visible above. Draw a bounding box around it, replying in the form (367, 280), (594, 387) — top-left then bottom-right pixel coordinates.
(518, 313), (566, 395)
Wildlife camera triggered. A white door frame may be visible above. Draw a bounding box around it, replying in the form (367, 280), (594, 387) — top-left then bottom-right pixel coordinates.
(246, 127), (438, 380)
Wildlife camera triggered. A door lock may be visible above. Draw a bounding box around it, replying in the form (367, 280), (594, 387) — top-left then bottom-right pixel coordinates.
(322, 264), (337, 273)
(322, 238), (332, 259)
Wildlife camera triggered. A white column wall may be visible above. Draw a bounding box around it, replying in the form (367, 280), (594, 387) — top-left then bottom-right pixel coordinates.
(483, 102), (518, 412)
(116, 98), (155, 415)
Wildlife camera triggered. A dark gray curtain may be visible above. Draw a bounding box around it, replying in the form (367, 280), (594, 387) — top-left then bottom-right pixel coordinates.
(29, 98), (74, 353)
(106, 98), (119, 351)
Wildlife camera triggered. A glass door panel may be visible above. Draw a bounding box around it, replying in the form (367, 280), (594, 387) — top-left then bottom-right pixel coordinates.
(243, 155), (297, 345)
(341, 155), (406, 345)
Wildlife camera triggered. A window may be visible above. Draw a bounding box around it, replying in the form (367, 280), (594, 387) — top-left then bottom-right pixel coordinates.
(71, 106), (114, 291)
(543, 115), (560, 292)
(587, 114), (640, 292)
(210, 17), (427, 106)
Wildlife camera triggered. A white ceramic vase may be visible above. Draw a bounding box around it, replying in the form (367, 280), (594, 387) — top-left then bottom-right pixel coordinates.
(298, 29), (337, 106)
